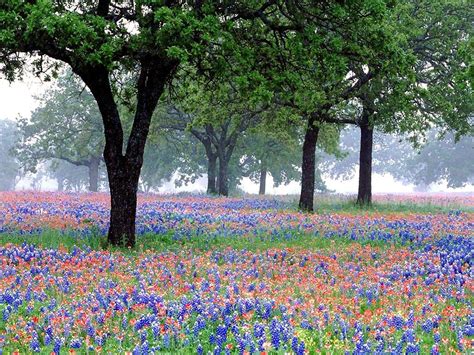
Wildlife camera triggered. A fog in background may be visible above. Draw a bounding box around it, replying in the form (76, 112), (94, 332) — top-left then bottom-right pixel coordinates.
(1, 76), (473, 195)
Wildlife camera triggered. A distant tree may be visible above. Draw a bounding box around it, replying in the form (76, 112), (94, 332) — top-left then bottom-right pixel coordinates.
(16, 73), (104, 192)
(313, 156), (331, 194)
(48, 159), (90, 192)
(240, 127), (301, 195)
(140, 128), (206, 192)
(0, 119), (20, 190)
(321, 128), (411, 181)
(240, 122), (340, 195)
(393, 131), (474, 189)
(160, 82), (263, 196)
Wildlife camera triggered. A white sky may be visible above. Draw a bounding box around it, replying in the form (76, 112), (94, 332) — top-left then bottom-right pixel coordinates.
(2, 76), (472, 194)
(0, 76), (52, 120)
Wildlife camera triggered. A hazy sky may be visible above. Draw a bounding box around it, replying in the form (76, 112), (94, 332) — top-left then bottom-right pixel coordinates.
(0, 76), (52, 120)
(2, 77), (471, 194)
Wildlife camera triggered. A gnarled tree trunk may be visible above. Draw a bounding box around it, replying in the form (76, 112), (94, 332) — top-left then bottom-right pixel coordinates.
(357, 109), (373, 206)
(299, 116), (320, 212)
(203, 140), (217, 194)
(216, 139), (236, 197)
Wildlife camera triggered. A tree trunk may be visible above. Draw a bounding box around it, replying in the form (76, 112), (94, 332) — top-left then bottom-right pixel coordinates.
(76, 60), (177, 248)
(218, 156), (229, 196)
(259, 165), (267, 195)
(107, 162), (140, 247)
(299, 117), (320, 211)
(357, 115), (373, 206)
(217, 138), (237, 197)
(88, 157), (100, 192)
(207, 153), (217, 194)
(192, 132), (218, 195)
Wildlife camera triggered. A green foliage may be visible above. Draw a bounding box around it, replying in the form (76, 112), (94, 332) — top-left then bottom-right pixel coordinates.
(1, 1), (471, 212)
(358, 0), (473, 141)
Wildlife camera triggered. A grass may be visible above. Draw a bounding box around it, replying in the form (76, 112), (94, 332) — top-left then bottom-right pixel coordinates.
(137, 229), (398, 252)
(271, 193), (473, 214)
(0, 226), (406, 256)
(312, 199), (471, 214)
(0, 229), (107, 250)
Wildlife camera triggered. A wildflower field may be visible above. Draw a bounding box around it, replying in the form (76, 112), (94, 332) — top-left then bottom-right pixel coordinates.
(0, 192), (472, 354)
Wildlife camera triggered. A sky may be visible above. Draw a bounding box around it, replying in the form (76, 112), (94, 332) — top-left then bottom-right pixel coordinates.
(0, 76), (53, 120)
(2, 76), (472, 195)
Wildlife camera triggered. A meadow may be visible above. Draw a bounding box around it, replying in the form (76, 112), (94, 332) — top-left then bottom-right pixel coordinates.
(0, 192), (472, 354)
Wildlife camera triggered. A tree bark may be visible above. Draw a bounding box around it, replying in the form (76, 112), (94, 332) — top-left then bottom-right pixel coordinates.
(259, 165), (267, 195)
(299, 117), (320, 212)
(88, 157), (100, 192)
(107, 161), (140, 247)
(357, 110), (373, 206)
(191, 127), (219, 195)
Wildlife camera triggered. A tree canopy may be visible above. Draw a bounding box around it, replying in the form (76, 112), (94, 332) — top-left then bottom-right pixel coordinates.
(16, 72), (104, 191)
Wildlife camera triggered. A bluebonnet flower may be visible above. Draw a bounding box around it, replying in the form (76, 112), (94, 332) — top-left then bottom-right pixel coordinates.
(70, 338), (82, 349)
(30, 334), (40, 353)
(132, 345), (141, 355)
(53, 337), (62, 354)
(403, 328), (416, 343)
(163, 333), (170, 348)
(407, 310), (415, 327)
(269, 319), (280, 349)
(422, 319), (434, 333)
(406, 342), (420, 354)
(253, 323), (265, 339)
(297, 341), (305, 355)
(197, 343), (203, 355)
(291, 336), (299, 353)
(86, 321), (95, 337)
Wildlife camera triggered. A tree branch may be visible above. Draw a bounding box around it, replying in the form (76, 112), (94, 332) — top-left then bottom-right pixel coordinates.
(125, 58), (178, 163)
